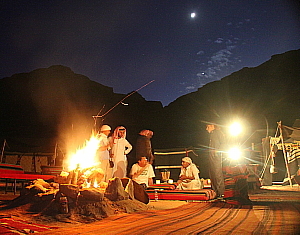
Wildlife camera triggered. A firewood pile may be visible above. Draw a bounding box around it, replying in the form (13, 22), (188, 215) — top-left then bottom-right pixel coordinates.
(0, 173), (150, 223)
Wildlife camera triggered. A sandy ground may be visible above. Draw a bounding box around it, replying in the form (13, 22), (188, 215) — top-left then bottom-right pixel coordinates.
(0, 193), (188, 210)
(148, 199), (188, 210)
(261, 185), (300, 191)
(0, 192), (189, 229)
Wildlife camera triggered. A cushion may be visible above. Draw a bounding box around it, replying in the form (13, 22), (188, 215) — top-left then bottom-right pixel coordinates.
(0, 163), (24, 174)
(146, 188), (216, 201)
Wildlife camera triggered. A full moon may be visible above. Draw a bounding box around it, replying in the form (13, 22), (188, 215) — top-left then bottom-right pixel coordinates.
(191, 12), (196, 18)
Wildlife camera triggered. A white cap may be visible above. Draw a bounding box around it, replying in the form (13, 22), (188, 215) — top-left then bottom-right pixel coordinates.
(100, 125), (111, 131)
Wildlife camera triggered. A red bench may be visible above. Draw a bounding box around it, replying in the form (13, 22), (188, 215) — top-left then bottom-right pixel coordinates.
(0, 163), (55, 194)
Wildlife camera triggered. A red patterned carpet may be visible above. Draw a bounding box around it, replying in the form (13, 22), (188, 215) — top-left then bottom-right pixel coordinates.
(0, 217), (57, 234)
(38, 187), (300, 235)
(0, 186), (299, 234)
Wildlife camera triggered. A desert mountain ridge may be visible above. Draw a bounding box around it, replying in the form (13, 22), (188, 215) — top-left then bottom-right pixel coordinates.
(0, 49), (299, 153)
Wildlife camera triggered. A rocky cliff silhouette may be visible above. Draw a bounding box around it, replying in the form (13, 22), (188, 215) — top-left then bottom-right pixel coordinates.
(0, 65), (163, 153)
(0, 49), (299, 154)
(162, 49), (300, 148)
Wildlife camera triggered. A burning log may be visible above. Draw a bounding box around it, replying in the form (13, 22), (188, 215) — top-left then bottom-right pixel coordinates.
(67, 165), (81, 185)
(63, 166), (105, 188)
(26, 179), (52, 193)
(55, 171), (70, 184)
(85, 168), (104, 187)
(71, 169), (79, 185)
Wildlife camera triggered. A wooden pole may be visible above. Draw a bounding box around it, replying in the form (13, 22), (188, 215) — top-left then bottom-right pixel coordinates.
(92, 80), (155, 119)
(53, 142), (58, 166)
(1, 139), (6, 163)
(278, 121), (293, 187)
(32, 153), (37, 173)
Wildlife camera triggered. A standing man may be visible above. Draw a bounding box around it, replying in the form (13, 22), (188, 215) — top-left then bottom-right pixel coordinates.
(98, 124), (112, 182)
(130, 156), (155, 188)
(206, 123), (226, 198)
(110, 126), (132, 178)
(135, 130), (154, 164)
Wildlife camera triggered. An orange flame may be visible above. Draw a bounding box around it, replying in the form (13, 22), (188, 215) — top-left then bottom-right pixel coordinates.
(65, 132), (101, 171)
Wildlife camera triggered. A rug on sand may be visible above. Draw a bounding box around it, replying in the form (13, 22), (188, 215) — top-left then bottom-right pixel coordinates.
(0, 217), (58, 234)
(40, 200), (300, 235)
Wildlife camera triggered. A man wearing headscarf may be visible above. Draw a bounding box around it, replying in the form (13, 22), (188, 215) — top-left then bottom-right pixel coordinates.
(98, 124), (112, 182)
(135, 129), (154, 164)
(110, 126), (132, 178)
(176, 157), (203, 190)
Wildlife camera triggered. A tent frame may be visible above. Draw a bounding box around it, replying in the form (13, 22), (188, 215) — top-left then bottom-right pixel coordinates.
(260, 121), (293, 186)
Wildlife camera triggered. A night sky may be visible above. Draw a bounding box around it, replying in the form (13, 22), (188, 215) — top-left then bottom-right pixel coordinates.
(1, 0), (299, 106)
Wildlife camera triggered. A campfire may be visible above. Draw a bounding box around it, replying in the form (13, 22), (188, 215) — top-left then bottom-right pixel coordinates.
(2, 133), (149, 223)
(62, 132), (106, 188)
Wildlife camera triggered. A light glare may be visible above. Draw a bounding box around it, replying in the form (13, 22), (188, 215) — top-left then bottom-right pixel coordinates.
(228, 147), (241, 160)
(229, 122), (242, 136)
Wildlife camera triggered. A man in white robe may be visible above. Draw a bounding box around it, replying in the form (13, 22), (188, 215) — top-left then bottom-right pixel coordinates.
(176, 157), (203, 190)
(110, 126), (132, 178)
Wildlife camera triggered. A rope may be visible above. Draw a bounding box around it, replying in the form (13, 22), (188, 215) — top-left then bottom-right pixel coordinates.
(92, 80), (155, 119)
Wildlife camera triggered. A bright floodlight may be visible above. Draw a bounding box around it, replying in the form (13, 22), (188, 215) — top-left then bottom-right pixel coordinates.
(228, 147), (242, 160)
(191, 12), (196, 18)
(229, 122), (242, 136)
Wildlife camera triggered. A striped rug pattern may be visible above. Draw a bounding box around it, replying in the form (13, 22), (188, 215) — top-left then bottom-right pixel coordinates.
(41, 201), (300, 234)
(0, 218), (58, 234)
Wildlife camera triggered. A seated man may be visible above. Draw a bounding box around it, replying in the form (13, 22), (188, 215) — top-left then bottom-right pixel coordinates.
(130, 156), (155, 188)
(176, 157), (203, 190)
